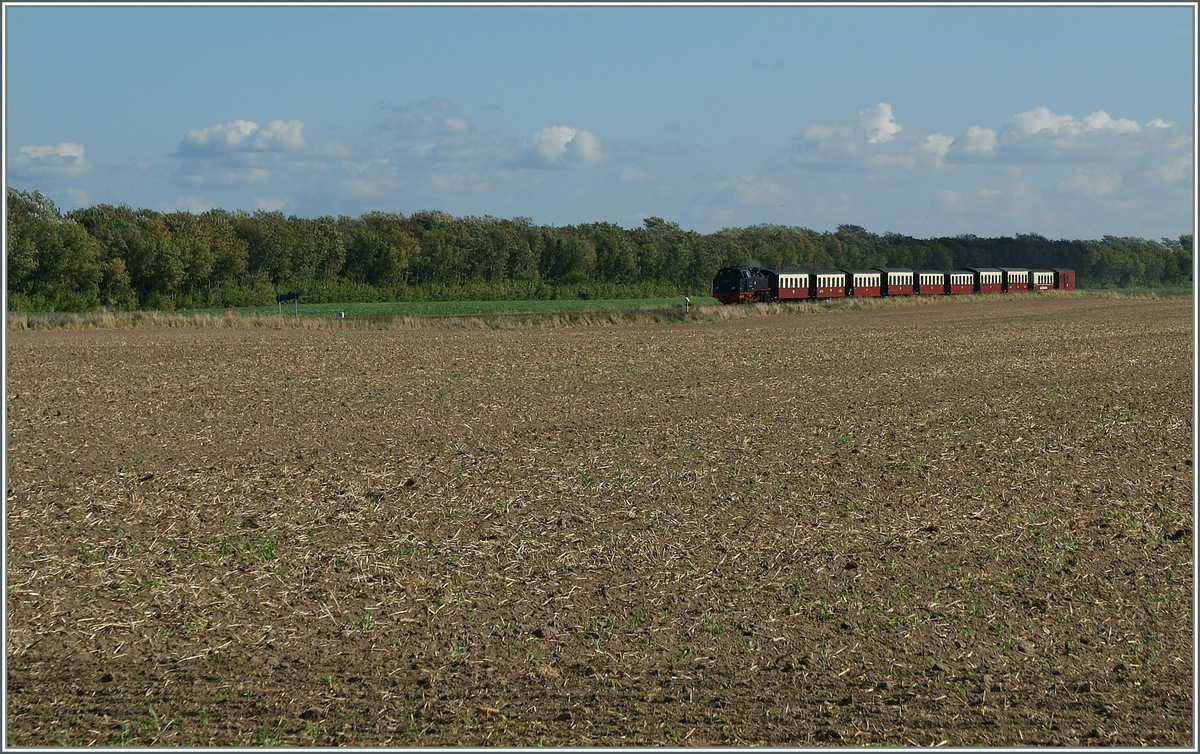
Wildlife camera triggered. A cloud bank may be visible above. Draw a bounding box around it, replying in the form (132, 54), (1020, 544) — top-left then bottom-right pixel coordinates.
(788, 103), (1190, 180)
(9, 98), (1190, 239)
(525, 125), (604, 167)
(10, 143), (93, 179)
(179, 119), (307, 154)
(736, 102), (1192, 235)
(157, 104), (610, 215)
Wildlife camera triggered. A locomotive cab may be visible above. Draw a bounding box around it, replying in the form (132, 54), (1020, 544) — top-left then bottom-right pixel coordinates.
(714, 266), (774, 304)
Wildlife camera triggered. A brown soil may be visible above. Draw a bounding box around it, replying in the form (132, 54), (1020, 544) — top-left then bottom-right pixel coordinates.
(4, 295), (1194, 746)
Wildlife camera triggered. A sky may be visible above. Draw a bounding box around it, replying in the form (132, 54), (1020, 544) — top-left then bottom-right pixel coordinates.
(3, 2), (1196, 241)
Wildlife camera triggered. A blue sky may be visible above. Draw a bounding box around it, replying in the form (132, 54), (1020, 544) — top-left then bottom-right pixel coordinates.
(4, 2), (1195, 241)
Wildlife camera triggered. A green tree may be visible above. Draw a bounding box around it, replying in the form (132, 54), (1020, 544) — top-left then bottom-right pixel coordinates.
(135, 211), (186, 306)
(588, 222), (639, 284)
(343, 218), (416, 288)
(6, 188), (59, 297)
(163, 211), (216, 294)
(198, 209), (250, 286)
(66, 203), (167, 307)
(1172, 234), (1193, 284)
(504, 217), (542, 282)
(35, 220), (105, 310)
(234, 210), (291, 283)
(835, 224), (882, 268)
(631, 217), (687, 283)
(542, 231), (596, 285)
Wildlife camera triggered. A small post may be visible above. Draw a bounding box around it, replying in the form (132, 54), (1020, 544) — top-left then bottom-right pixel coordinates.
(684, 296), (690, 314)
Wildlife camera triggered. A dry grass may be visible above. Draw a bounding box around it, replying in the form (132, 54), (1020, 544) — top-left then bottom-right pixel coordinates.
(4, 290), (1143, 333)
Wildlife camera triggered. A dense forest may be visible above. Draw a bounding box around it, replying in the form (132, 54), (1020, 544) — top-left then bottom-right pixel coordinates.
(5, 188), (1193, 312)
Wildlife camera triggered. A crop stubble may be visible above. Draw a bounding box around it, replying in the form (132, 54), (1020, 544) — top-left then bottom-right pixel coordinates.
(4, 295), (1193, 746)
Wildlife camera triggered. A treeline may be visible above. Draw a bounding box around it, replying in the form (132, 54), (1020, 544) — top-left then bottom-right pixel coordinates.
(5, 188), (1192, 312)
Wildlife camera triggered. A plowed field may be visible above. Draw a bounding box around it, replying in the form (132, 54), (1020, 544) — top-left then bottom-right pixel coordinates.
(4, 295), (1194, 746)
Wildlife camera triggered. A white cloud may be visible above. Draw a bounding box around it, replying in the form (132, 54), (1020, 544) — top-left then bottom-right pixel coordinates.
(11, 142), (93, 178)
(566, 129), (603, 164)
(994, 106), (1148, 160)
(800, 123), (839, 144)
(1057, 166), (1123, 197)
(773, 101), (1191, 238)
(855, 103), (902, 144)
(1006, 106), (1076, 136)
(958, 126), (998, 155)
(167, 102), (607, 213)
(529, 126), (580, 164)
(180, 119), (307, 154)
(404, 132), (514, 166)
(1141, 154), (1193, 185)
(793, 103), (941, 171)
(1005, 107), (1141, 140)
(525, 125), (604, 167)
(1082, 110), (1140, 134)
(922, 133), (954, 163)
(792, 101), (1173, 176)
(1008, 105), (1137, 137)
(943, 106), (1190, 185)
(173, 118), (342, 192)
(800, 103), (901, 148)
(378, 98), (473, 139)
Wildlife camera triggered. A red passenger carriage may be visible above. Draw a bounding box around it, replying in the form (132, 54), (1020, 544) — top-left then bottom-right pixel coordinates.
(776, 271), (812, 301)
(970, 267), (1003, 293)
(999, 267), (1030, 293)
(847, 269), (882, 297)
(1030, 269), (1055, 291)
(813, 270), (846, 299)
(1052, 269), (1076, 290)
(915, 270), (946, 295)
(947, 270), (974, 295)
(877, 268), (915, 296)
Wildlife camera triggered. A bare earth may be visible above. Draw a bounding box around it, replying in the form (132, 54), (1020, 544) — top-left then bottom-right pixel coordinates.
(4, 295), (1194, 746)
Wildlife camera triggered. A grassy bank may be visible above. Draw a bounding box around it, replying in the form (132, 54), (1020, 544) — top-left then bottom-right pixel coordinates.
(189, 296), (714, 318)
(7, 297), (715, 331)
(6, 288), (1189, 332)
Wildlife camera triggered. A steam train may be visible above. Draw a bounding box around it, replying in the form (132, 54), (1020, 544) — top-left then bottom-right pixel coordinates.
(713, 266), (1076, 305)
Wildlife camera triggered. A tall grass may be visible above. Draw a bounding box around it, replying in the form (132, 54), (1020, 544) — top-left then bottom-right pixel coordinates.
(6, 289), (1179, 332)
(7, 300), (712, 331)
